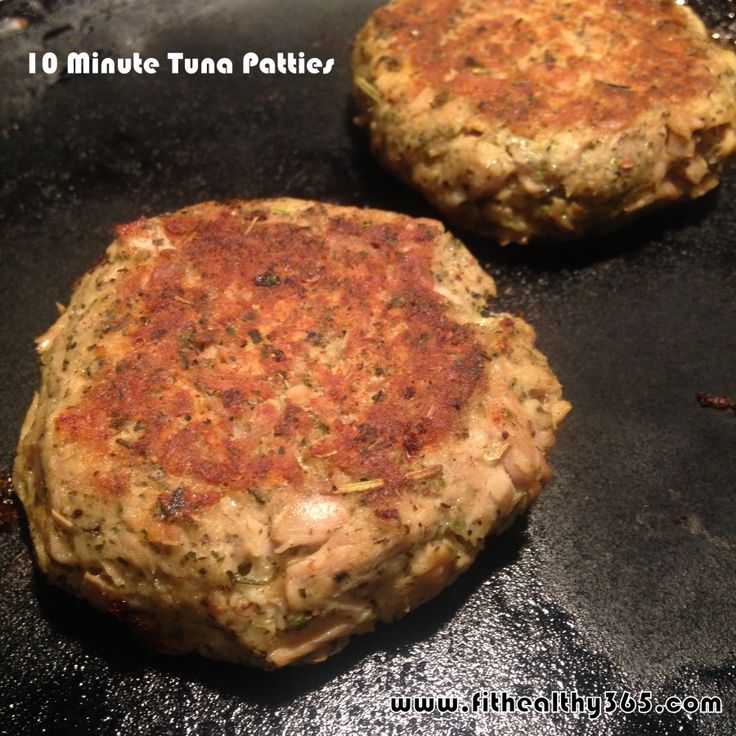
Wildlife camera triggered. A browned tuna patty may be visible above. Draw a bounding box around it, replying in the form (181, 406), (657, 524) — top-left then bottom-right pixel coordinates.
(353, 0), (736, 244)
(14, 199), (570, 667)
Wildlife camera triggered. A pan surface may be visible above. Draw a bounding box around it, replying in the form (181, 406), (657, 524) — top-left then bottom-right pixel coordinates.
(0, 1), (734, 734)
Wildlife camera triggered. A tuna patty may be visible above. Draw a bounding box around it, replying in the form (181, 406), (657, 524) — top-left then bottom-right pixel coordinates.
(352, 0), (736, 244)
(14, 199), (570, 667)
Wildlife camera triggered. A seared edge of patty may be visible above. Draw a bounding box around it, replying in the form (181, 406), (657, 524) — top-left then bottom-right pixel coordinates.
(14, 199), (570, 667)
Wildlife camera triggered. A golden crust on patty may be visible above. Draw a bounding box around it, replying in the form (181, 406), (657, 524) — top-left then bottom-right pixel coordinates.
(353, 0), (736, 243)
(14, 199), (569, 667)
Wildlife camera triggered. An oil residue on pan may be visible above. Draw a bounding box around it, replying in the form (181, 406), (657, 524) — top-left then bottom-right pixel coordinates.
(0, 0), (735, 734)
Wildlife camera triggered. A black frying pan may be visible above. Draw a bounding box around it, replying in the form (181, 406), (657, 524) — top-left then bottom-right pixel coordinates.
(1, 1), (734, 734)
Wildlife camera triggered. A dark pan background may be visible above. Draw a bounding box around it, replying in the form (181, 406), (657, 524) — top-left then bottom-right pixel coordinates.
(1, 1), (735, 734)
